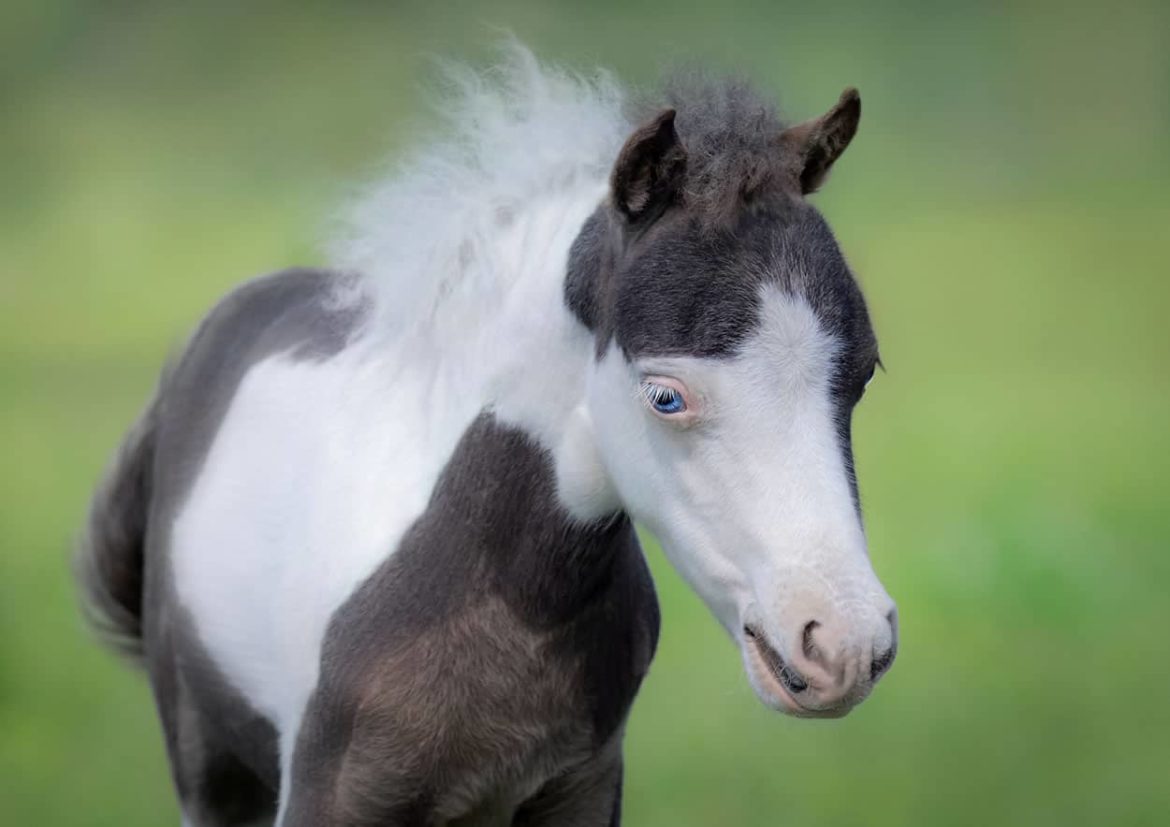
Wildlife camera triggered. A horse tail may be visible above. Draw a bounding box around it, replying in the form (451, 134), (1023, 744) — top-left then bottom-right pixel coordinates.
(75, 391), (160, 663)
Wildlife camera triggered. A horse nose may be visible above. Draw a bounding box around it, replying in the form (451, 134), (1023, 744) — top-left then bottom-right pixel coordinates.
(781, 619), (846, 697)
(786, 608), (897, 706)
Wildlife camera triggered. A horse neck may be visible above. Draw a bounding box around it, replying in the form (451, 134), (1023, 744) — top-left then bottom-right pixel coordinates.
(410, 186), (634, 606)
(351, 180), (619, 522)
(428, 183), (607, 445)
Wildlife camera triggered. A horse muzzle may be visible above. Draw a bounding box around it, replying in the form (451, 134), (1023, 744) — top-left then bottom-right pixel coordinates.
(740, 606), (897, 717)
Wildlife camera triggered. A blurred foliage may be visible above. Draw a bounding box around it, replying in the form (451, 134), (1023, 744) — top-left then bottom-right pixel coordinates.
(2, 1), (1168, 825)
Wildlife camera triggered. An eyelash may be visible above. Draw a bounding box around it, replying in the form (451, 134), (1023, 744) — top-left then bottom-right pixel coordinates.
(640, 380), (687, 415)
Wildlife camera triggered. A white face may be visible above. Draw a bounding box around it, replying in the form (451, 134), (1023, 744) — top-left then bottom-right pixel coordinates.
(584, 284), (897, 717)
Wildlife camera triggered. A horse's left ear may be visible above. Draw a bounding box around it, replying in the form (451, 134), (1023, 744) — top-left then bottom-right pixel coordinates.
(778, 87), (861, 195)
(611, 108), (687, 223)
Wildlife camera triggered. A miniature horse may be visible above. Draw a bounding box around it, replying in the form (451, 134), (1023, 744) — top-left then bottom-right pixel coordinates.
(78, 52), (897, 826)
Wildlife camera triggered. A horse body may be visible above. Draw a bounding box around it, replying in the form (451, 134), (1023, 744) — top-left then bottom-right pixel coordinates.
(169, 178), (607, 744)
(151, 182), (644, 822)
(80, 50), (898, 825)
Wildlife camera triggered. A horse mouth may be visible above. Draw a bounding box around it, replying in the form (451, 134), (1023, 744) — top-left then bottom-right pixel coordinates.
(742, 624), (847, 717)
(743, 625), (809, 695)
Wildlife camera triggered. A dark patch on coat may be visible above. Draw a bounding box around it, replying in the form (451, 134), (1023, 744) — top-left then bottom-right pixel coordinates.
(566, 199), (877, 371)
(282, 413), (659, 826)
(78, 267), (367, 823)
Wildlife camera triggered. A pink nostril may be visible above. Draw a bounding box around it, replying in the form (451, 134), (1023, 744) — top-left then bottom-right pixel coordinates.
(801, 620), (820, 659)
(796, 619), (847, 686)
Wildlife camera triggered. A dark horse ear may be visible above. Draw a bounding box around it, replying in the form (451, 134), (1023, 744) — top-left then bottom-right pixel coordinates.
(611, 108), (687, 223)
(778, 87), (861, 195)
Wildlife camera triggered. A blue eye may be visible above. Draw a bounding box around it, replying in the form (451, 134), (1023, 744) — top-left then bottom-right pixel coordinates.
(645, 383), (686, 414)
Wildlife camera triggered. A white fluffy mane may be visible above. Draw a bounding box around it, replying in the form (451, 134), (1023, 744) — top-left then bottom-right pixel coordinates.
(327, 46), (630, 336)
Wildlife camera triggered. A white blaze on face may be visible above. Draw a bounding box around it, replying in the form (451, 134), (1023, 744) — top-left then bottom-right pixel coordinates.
(585, 283), (894, 712)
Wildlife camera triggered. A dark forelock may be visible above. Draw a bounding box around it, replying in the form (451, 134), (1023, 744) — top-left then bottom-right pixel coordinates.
(642, 72), (791, 225)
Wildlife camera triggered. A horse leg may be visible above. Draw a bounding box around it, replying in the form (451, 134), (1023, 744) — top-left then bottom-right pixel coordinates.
(280, 753), (622, 827)
(276, 715), (429, 827)
(512, 749), (625, 827)
(169, 695), (276, 826)
(150, 644), (277, 827)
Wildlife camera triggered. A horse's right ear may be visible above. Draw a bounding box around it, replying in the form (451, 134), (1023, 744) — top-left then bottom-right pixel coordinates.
(611, 109), (687, 223)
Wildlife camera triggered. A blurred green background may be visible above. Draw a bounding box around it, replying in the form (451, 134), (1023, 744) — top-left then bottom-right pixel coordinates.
(2, 1), (1168, 825)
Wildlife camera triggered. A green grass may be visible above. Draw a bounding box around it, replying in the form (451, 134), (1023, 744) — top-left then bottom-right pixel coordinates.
(3, 2), (1169, 825)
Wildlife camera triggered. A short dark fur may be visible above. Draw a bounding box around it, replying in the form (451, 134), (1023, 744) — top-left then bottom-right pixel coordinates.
(283, 413), (657, 825)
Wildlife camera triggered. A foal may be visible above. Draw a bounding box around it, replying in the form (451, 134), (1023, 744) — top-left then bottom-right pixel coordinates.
(79, 53), (897, 826)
